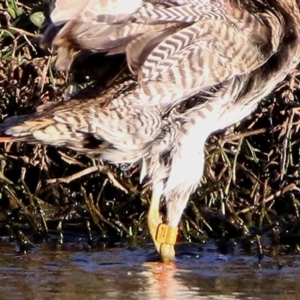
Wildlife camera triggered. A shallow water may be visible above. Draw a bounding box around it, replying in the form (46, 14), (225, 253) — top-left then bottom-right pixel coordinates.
(0, 242), (299, 300)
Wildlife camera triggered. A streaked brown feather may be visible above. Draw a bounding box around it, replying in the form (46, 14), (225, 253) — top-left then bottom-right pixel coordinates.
(41, 0), (230, 71)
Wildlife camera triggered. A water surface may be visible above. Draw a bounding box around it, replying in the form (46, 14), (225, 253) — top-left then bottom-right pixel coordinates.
(0, 242), (299, 300)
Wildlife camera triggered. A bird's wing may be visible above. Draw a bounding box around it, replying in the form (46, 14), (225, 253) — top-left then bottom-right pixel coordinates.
(51, 1), (229, 51)
(41, 1), (174, 70)
(0, 74), (160, 156)
(129, 6), (284, 107)
(50, 0), (143, 25)
(43, 1), (228, 71)
(125, 2), (230, 75)
(49, 0), (213, 25)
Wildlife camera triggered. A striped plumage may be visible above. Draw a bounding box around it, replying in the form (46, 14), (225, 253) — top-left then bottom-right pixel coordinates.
(43, 0), (286, 108)
(2, 0), (300, 261)
(41, 0), (191, 71)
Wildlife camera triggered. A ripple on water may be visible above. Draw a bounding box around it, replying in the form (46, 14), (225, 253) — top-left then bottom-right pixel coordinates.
(0, 243), (299, 299)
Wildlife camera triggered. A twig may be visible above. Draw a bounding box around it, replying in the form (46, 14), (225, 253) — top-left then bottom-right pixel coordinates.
(238, 183), (300, 215)
(46, 165), (129, 194)
(9, 26), (38, 38)
(46, 166), (104, 184)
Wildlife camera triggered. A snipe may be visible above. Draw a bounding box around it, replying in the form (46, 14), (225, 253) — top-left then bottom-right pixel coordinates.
(1, 0), (300, 261)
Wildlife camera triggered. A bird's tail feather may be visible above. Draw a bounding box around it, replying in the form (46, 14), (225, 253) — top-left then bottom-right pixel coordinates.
(0, 136), (22, 143)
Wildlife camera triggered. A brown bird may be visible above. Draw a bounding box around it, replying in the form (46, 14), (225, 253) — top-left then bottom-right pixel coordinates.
(2, 0), (300, 262)
(41, 0), (230, 72)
